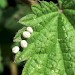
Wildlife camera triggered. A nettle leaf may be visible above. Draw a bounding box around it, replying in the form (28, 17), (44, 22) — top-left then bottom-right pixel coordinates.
(14, 27), (27, 42)
(63, 9), (75, 28)
(63, 0), (75, 9)
(58, 0), (75, 9)
(19, 1), (58, 26)
(13, 1), (75, 75)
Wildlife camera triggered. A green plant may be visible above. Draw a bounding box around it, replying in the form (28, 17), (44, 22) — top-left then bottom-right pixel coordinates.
(0, 0), (7, 8)
(13, 0), (75, 75)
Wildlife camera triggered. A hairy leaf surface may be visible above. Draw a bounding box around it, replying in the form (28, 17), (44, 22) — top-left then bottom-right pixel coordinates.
(14, 1), (75, 75)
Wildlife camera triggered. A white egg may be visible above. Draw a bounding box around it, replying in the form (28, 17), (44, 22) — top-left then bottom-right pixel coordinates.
(12, 46), (19, 54)
(21, 40), (28, 48)
(27, 27), (33, 33)
(23, 31), (31, 38)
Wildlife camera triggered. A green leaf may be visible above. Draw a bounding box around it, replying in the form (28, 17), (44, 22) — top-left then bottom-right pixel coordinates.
(58, 13), (75, 75)
(31, 1), (58, 16)
(14, 27), (26, 42)
(58, 0), (75, 9)
(14, 1), (75, 75)
(22, 54), (48, 75)
(58, 0), (63, 8)
(63, 0), (75, 9)
(15, 13), (58, 62)
(0, 0), (7, 8)
(19, 1), (58, 26)
(63, 9), (75, 28)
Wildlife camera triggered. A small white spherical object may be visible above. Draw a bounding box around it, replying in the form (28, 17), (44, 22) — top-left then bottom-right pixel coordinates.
(21, 40), (28, 48)
(27, 27), (33, 33)
(12, 46), (19, 54)
(23, 31), (31, 38)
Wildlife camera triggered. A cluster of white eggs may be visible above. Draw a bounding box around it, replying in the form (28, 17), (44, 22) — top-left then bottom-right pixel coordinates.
(12, 27), (33, 54)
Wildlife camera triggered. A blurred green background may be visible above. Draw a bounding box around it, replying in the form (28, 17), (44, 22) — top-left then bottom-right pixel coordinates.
(0, 0), (33, 75)
(0, 0), (57, 75)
